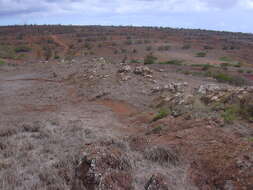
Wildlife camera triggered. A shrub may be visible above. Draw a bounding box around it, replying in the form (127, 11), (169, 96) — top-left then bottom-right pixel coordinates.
(14, 46), (31, 53)
(201, 64), (212, 71)
(220, 62), (231, 70)
(222, 105), (239, 123)
(203, 45), (213, 50)
(0, 59), (5, 65)
(54, 55), (60, 59)
(182, 44), (191, 49)
(219, 57), (232, 62)
(196, 52), (206, 57)
(144, 53), (157, 65)
(130, 59), (142, 63)
(43, 46), (52, 60)
(125, 40), (132, 45)
(146, 46), (152, 51)
(234, 62), (242, 68)
(240, 95), (253, 122)
(152, 108), (170, 122)
(157, 45), (170, 51)
(159, 60), (183, 66)
(213, 73), (247, 86)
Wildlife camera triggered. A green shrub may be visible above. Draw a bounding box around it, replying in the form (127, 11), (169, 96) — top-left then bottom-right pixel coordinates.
(159, 60), (183, 66)
(131, 59), (142, 63)
(152, 108), (170, 122)
(0, 59), (5, 65)
(219, 57), (232, 62)
(14, 46), (31, 53)
(202, 64), (213, 71)
(234, 62), (242, 68)
(144, 54), (157, 65)
(196, 52), (206, 57)
(213, 73), (247, 86)
(222, 105), (239, 123)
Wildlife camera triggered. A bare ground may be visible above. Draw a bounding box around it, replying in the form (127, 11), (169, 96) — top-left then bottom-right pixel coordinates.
(0, 59), (252, 190)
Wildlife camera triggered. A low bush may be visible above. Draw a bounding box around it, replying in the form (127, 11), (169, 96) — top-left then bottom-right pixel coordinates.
(152, 108), (170, 122)
(0, 59), (5, 65)
(144, 54), (157, 65)
(146, 46), (152, 51)
(159, 60), (183, 66)
(157, 45), (170, 51)
(196, 52), (206, 57)
(213, 72), (247, 86)
(201, 64), (213, 71)
(182, 44), (191, 49)
(221, 105), (239, 123)
(14, 46), (31, 53)
(219, 57), (232, 62)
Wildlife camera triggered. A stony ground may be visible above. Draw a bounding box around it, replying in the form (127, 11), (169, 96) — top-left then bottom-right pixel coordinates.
(0, 58), (252, 190)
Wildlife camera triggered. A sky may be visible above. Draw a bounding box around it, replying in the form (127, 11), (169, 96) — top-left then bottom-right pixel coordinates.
(0, 0), (253, 33)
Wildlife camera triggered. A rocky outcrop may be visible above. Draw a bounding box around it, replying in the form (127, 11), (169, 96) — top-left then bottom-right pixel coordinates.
(72, 142), (133, 190)
(134, 66), (153, 76)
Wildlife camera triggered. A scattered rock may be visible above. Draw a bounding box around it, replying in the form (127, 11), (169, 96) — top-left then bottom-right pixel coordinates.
(197, 84), (221, 95)
(72, 143), (132, 190)
(118, 65), (131, 73)
(134, 66), (152, 76)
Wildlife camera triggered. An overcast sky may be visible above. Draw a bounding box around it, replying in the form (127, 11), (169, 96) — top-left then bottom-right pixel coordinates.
(0, 0), (253, 33)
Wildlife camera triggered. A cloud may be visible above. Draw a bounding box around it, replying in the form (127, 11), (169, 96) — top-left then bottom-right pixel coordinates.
(0, 0), (252, 33)
(0, 0), (251, 17)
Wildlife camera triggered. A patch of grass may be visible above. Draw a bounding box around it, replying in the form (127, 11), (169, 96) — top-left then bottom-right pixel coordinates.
(234, 62), (242, 68)
(131, 59), (142, 63)
(237, 69), (244, 73)
(144, 53), (157, 65)
(219, 56), (232, 62)
(213, 72), (247, 86)
(54, 55), (60, 59)
(152, 108), (170, 122)
(221, 105), (240, 123)
(201, 64), (213, 71)
(159, 60), (183, 66)
(196, 52), (206, 57)
(0, 59), (5, 65)
(248, 137), (253, 142)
